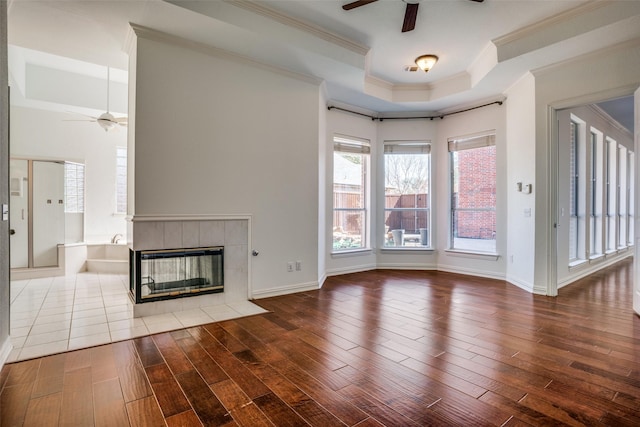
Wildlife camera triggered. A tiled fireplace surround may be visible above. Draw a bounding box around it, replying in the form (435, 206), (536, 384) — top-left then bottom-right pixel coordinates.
(129, 216), (249, 317)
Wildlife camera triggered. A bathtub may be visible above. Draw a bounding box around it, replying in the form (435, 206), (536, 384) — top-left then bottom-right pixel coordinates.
(86, 243), (129, 274)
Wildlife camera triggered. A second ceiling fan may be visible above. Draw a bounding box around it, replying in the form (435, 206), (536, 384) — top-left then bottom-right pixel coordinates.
(343, 0), (485, 33)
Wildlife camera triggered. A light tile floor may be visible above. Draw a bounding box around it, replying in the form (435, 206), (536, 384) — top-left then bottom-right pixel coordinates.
(8, 272), (268, 362)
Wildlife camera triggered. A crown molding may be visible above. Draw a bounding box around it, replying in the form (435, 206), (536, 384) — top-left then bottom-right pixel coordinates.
(493, 0), (640, 63)
(494, 0), (609, 47)
(224, 0), (369, 56)
(531, 36), (640, 78)
(129, 24), (323, 86)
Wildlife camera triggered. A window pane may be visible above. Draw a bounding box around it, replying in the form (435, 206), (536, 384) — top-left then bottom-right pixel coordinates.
(450, 144), (496, 252)
(333, 141), (368, 251)
(384, 149), (430, 248)
(116, 147), (127, 214)
(64, 162), (84, 213)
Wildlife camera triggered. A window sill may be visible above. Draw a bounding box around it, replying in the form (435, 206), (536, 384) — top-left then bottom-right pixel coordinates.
(568, 259), (587, 270)
(444, 249), (500, 261)
(380, 247), (434, 254)
(589, 254), (604, 262)
(331, 248), (373, 258)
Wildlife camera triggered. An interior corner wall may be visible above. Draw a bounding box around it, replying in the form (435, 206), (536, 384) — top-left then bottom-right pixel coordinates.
(1, 0), (11, 367)
(435, 105), (507, 280)
(318, 85), (328, 285)
(132, 35), (320, 296)
(505, 73), (537, 292)
(324, 109), (377, 276)
(533, 41), (640, 295)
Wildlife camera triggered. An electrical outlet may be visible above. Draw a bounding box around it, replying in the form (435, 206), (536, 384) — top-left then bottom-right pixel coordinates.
(287, 262), (294, 272)
(295, 261), (302, 271)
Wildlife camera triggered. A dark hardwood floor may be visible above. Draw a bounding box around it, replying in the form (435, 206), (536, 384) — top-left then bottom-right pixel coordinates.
(2, 258), (640, 426)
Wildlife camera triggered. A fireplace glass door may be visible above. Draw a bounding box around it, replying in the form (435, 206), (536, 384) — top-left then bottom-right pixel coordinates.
(133, 247), (223, 302)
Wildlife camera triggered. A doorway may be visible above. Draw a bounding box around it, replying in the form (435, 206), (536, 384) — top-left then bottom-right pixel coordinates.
(553, 94), (636, 295)
(10, 159), (84, 269)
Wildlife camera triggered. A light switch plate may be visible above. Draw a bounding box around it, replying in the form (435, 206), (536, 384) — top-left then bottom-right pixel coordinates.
(2, 204), (8, 221)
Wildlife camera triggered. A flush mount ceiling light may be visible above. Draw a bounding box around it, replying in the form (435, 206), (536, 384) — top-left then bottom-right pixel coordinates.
(415, 54), (438, 72)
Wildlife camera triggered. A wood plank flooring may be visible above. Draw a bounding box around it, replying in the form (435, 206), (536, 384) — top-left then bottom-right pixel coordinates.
(2, 258), (640, 426)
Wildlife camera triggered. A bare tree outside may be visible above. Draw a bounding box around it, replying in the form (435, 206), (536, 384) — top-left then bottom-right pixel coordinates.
(385, 154), (428, 195)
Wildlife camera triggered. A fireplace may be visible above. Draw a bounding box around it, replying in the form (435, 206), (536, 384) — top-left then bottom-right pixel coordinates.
(130, 246), (224, 303)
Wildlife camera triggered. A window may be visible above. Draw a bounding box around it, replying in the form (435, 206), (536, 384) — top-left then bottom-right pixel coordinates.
(116, 146), (127, 214)
(589, 129), (603, 257)
(449, 133), (496, 253)
(383, 142), (431, 248)
(605, 138), (617, 253)
(568, 118), (587, 263)
(627, 151), (634, 246)
(568, 121), (580, 260)
(64, 162), (84, 213)
(617, 145), (628, 248)
(333, 136), (369, 251)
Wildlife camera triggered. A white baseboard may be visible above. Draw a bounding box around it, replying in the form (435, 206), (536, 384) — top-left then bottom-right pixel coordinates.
(558, 251), (632, 289)
(325, 263), (376, 277)
(0, 335), (13, 369)
(436, 264), (506, 281)
(318, 273), (327, 288)
(376, 263), (437, 270)
(505, 274), (536, 293)
(252, 281), (320, 299)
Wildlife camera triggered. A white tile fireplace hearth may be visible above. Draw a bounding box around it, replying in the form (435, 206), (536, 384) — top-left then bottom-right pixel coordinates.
(129, 216), (250, 318)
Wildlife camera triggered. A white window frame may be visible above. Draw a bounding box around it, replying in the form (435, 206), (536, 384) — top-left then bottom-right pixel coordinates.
(589, 128), (604, 259)
(382, 141), (431, 249)
(64, 162), (85, 214)
(115, 146), (127, 214)
(568, 117), (587, 265)
(332, 135), (370, 252)
(605, 137), (617, 254)
(448, 132), (497, 254)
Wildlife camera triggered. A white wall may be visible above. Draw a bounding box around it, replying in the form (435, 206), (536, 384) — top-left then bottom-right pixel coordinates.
(505, 73), (537, 292)
(435, 105), (507, 279)
(1, 0), (11, 367)
(533, 40), (640, 295)
(9, 106), (127, 243)
(132, 33), (321, 296)
(318, 85), (328, 285)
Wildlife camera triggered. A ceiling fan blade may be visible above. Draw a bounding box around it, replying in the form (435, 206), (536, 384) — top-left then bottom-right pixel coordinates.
(402, 3), (419, 33)
(66, 111), (98, 120)
(342, 0), (378, 11)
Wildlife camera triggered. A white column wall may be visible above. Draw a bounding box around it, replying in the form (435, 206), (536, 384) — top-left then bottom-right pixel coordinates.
(132, 34), (321, 297)
(505, 73), (537, 292)
(1, 0), (11, 367)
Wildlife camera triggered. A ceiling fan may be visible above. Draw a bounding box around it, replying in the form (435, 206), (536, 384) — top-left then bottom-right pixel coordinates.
(65, 67), (127, 132)
(343, 0), (485, 33)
